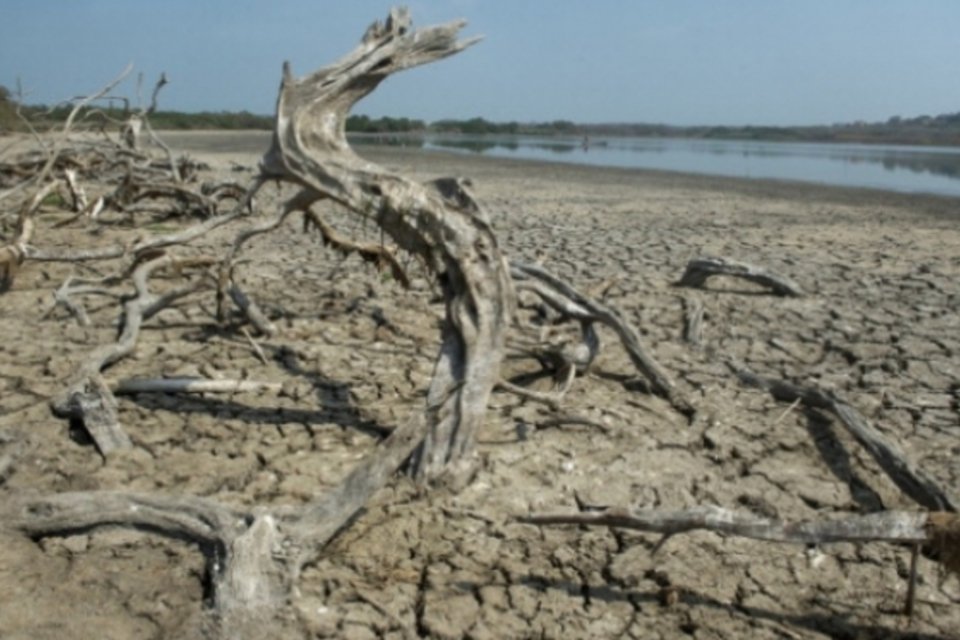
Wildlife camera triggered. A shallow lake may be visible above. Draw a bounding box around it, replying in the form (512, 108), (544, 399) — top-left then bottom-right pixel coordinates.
(162, 130), (960, 198)
(412, 134), (960, 197)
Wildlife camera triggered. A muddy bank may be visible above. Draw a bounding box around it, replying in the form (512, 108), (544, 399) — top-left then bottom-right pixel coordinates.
(1, 138), (958, 638)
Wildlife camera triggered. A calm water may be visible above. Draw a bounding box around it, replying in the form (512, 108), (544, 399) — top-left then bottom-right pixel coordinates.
(413, 134), (960, 197)
(163, 131), (960, 198)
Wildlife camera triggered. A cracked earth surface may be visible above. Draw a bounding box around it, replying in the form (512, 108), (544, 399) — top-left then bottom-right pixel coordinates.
(1, 132), (958, 638)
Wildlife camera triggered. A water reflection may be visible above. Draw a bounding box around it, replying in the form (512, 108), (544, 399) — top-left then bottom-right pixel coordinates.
(414, 135), (960, 196)
(350, 135), (425, 149)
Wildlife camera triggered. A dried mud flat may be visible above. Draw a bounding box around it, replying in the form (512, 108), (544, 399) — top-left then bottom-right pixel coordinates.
(1, 134), (959, 639)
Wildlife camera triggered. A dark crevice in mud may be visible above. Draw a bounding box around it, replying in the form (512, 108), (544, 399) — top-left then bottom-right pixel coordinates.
(414, 561), (430, 638)
(198, 539), (227, 608)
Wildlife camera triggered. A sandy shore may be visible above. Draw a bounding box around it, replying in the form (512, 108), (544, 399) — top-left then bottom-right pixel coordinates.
(161, 128), (960, 219)
(1, 133), (958, 638)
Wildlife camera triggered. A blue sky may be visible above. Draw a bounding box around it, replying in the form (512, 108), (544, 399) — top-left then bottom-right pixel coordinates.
(2, 1), (959, 126)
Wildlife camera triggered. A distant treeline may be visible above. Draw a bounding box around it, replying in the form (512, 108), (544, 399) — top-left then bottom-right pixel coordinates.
(2, 86), (960, 146)
(432, 115), (960, 146)
(430, 118), (579, 135)
(578, 115), (960, 147)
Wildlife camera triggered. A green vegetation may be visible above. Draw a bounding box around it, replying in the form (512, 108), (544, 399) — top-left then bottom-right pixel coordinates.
(580, 116), (960, 147)
(346, 114), (425, 133)
(0, 98), (275, 132)
(430, 117), (577, 135)
(2, 83), (959, 146)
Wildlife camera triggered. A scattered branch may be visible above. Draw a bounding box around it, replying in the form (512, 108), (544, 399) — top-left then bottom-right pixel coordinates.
(519, 505), (934, 545)
(114, 377), (282, 395)
(733, 364), (958, 513)
(676, 256), (804, 297)
(519, 506), (960, 581)
(51, 254), (215, 454)
(511, 261), (681, 407)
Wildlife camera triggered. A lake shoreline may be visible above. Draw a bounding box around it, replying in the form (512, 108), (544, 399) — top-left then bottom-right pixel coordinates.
(161, 129), (960, 220)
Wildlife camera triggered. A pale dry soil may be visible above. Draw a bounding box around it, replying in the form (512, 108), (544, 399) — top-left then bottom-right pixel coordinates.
(1, 134), (959, 638)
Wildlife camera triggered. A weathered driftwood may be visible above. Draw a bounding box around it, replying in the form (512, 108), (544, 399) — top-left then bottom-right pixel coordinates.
(677, 256), (804, 297)
(520, 505), (934, 545)
(259, 7), (511, 480)
(24, 176), (264, 266)
(124, 72), (184, 183)
(519, 507), (960, 578)
(62, 168), (88, 212)
(2, 410), (429, 637)
(51, 254), (214, 454)
(0, 182), (53, 290)
(511, 261), (681, 407)
(2, 10), (703, 636)
(304, 207), (410, 287)
(496, 371), (574, 410)
(734, 364), (958, 513)
(2, 71), (255, 294)
(0, 65), (133, 217)
(114, 377), (282, 395)
(47, 276), (121, 326)
(3, 11), (511, 637)
(227, 285), (278, 336)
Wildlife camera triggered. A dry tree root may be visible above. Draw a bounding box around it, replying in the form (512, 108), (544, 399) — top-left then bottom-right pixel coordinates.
(259, 8), (512, 482)
(114, 377), (283, 395)
(1, 67), (244, 293)
(3, 10), (510, 636)
(2, 412), (428, 638)
(50, 253), (216, 455)
(303, 207), (410, 288)
(676, 255), (804, 297)
(0, 182), (52, 290)
(2, 9), (701, 636)
(511, 261), (689, 414)
(519, 506), (960, 577)
(519, 506), (960, 617)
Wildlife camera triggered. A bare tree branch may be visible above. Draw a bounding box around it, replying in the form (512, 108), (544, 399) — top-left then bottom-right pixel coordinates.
(519, 505), (933, 545)
(677, 256), (804, 297)
(733, 364), (958, 513)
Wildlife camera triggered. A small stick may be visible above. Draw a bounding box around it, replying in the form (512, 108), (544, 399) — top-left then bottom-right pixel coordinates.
(114, 377), (282, 395)
(771, 397), (802, 426)
(905, 543), (920, 617)
(241, 326), (268, 365)
(496, 378), (562, 409)
(228, 285), (277, 336)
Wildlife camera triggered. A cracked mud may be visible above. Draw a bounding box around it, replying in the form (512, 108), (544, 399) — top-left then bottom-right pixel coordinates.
(1, 134), (958, 638)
